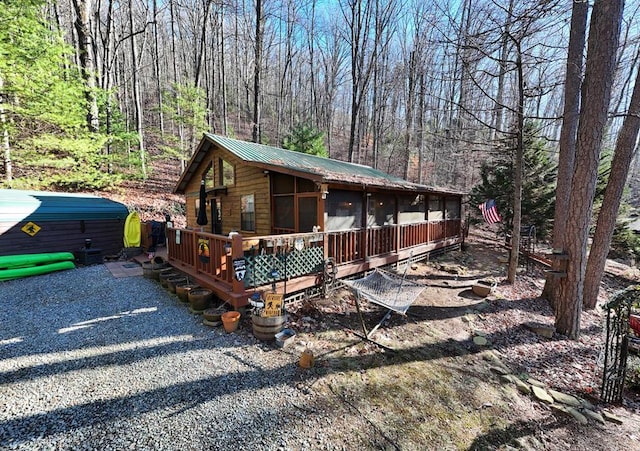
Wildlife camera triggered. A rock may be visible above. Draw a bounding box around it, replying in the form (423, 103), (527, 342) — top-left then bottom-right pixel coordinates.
(491, 366), (510, 376)
(523, 321), (555, 339)
(514, 378), (532, 395)
(583, 408), (606, 425)
(525, 377), (546, 388)
(602, 410), (624, 425)
(566, 407), (588, 425)
(548, 389), (581, 407)
(473, 336), (488, 346)
(473, 329), (487, 337)
(500, 374), (514, 384)
(531, 386), (554, 404)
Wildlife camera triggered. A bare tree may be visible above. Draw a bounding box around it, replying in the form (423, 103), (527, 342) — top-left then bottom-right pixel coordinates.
(542, 0), (588, 307)
(555, 0), (624, 339)
(583, 59), (640, 309)
(71, 0), (100, 132)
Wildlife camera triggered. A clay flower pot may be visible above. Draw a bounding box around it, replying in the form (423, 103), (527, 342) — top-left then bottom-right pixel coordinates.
(221, 311), (241, 333)
(166, 276), (187, 293)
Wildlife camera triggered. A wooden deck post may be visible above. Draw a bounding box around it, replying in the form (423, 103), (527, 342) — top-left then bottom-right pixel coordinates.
(231, 233), (244, 295)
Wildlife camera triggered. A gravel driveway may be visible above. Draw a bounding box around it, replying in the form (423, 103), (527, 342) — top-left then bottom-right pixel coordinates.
(0, 265), (344, 450)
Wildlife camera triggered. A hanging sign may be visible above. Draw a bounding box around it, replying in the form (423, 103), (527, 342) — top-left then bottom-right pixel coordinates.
(294, 238), (304, 251)
(198, 238), (210, 263)
(233, 258), (247, 281)
(263, 293), (283, 317)
(21, 222), (41, 237)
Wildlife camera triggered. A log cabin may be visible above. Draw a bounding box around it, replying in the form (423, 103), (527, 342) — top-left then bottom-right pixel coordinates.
(169, 133), (465, 308)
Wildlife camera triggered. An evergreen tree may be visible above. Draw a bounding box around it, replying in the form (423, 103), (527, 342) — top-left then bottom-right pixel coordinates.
(282, 124), (328, 157)
(470, 123), (556, 239)
(0, 0), (138, 189)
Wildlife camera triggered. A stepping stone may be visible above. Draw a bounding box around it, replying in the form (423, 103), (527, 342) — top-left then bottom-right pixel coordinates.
(514, 378), (532, 394)
(567, 407), (588, 425)
(602, 410), (624, 424)
(473, 336), (488, 346)
(583, 408), (605, 425)
(523, 321), (555, 338)
(548, 389), (581, 407)
(531, 385), (554, 404)
(526, 377), (546, 388)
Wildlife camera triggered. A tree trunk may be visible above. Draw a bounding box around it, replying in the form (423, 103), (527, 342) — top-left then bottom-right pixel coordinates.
(542, 0), (588, 307)
(71, 0), (99, 132)
(252, 0), (263, 143)
(152, 0), (164, 136)
(583, 61), (640, 309)
(128, 0), (146, 178)
(0, 74), (11, 181)
(507, 47), (525, 284)
(555, 0), (623, 339)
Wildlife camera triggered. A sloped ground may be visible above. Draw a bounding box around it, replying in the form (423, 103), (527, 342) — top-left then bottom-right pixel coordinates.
(286, 231), (640, 449)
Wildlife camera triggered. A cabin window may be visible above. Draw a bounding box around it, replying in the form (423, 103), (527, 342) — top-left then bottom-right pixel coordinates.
(368, 194), (396, 226)
(219, 158), (235, 186)
(445, 198), (460, 219)
(273, 196), (295, 230)
(241, 194), (255, 231)
(272, 173), (295, 194)
(297, 178), (316, 193)
(398, 194), (425, 224)
(203, 161), (214, 190)
(325, 191), (362, 231)
(428, 196), (443, 220)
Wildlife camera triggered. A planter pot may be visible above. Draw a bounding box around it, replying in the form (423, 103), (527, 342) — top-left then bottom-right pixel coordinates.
(158, 269), (178, 287)
(176, 283), (199, 303)
(150, 263), (170, 280)
(188, 288), (212, 312)
(203, 306), (226, 322)
(472, 280), (494, 297)
(299, 349), (315, 368)
(252, 314), (285, 341)
(166, 276), (187, 293)
(221, 311), (241, 333)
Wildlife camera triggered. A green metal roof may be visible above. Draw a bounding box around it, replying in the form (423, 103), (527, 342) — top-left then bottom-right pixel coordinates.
(0, 190), (129, 225)
(176, 133), (463, 195)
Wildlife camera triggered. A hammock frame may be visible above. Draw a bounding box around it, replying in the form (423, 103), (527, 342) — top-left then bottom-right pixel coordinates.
(341, 265), (426, 342)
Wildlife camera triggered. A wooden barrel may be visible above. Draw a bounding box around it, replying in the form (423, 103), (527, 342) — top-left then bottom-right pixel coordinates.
(251, 315), (285, 341)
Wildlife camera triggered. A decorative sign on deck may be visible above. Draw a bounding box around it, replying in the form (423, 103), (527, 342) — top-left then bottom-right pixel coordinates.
(198, 238), (210, 263)
(233, 258), (247, 281)
(21, 222), (41, 237)
(263, 293), (283, 317)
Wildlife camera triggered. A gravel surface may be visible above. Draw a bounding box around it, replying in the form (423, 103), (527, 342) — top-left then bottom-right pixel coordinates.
(0, 265), (348, 450)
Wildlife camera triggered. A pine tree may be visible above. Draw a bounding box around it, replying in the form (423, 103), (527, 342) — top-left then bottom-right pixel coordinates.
(470, 123), (556, 239)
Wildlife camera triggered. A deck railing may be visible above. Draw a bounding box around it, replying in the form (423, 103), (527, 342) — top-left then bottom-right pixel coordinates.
(167, 218), (461, 297)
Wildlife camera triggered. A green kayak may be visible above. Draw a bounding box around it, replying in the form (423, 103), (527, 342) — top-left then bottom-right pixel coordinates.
(0, 260), (76, 281)
(0, 252), (75, 270)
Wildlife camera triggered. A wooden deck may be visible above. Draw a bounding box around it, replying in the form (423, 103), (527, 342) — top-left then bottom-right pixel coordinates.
(162, 219), (462, 308)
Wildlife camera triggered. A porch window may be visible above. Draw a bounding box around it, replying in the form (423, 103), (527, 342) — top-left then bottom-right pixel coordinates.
(241, 194), (255, 231)
(219, 158), (235, 186)
(428, 196), (443, 220)
(399, 194), (425, 224)
(325, 191), (362, 231)
(273, 195), (295, 230)
(445, 198), (461, 219)
(368, 194), (396, 226)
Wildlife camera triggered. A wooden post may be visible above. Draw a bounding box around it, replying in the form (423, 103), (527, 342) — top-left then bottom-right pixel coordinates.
(231, 233), (244, 295)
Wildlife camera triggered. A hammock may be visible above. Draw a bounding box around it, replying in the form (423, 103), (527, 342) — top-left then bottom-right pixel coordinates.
(341, 267), (427, 343)
(341, 268), (427, 315)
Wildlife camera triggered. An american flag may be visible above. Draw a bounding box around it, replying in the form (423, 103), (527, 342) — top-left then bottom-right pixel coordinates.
(479, 199), (501, 224)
